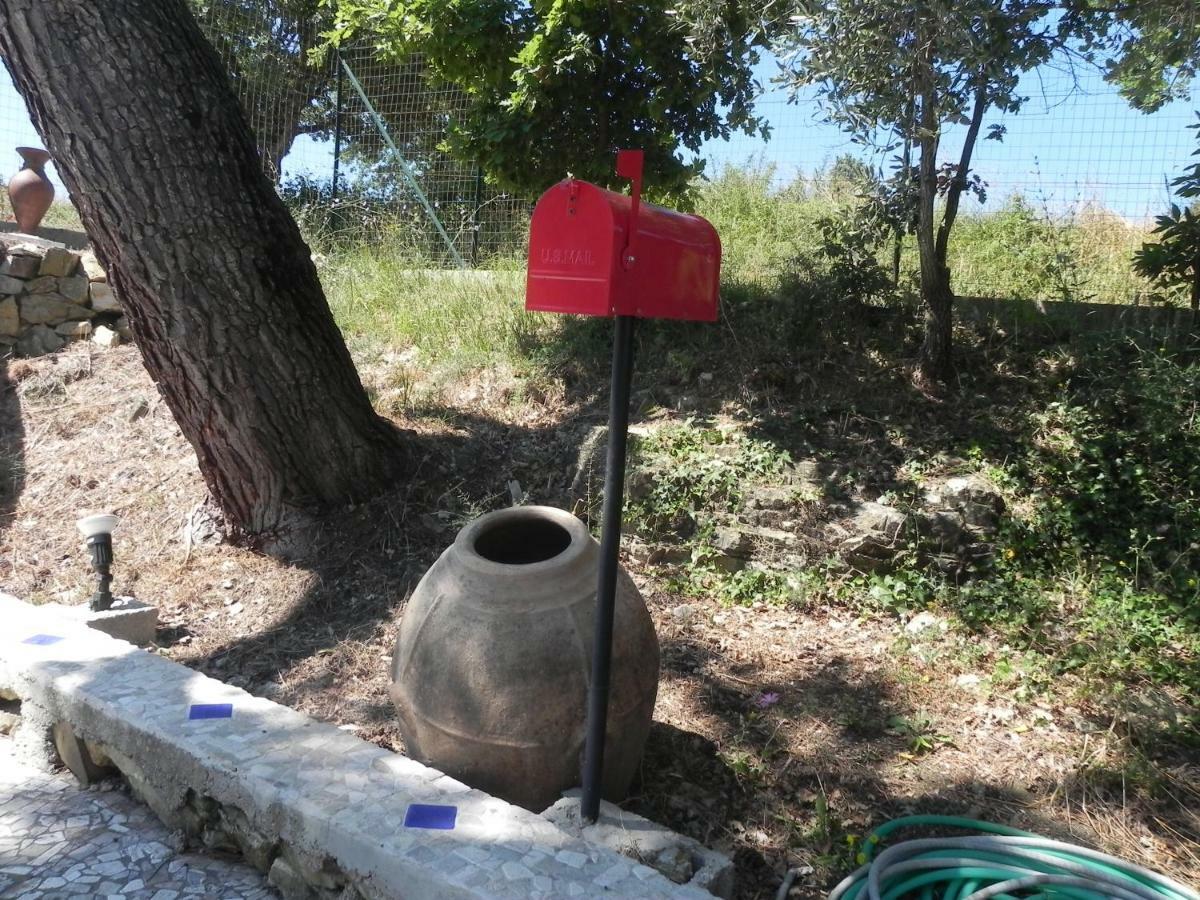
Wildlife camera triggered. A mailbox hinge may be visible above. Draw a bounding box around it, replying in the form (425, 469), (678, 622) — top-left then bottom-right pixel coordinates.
(616, 150), (643, 270)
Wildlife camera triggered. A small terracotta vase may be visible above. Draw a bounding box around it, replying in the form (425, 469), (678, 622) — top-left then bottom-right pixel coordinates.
(8, 147), (55, 234)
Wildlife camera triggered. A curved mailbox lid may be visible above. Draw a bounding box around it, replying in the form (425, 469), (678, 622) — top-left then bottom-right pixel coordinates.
(526, 178), (721, 322)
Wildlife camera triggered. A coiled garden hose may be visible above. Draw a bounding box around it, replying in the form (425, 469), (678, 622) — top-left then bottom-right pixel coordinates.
(828, 815), (1198, 900)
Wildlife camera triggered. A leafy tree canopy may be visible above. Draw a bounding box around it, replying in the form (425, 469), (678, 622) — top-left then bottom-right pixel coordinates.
(326, 0), (769, 198)
(1066, 0), (1200, 112)
(776, 0), (1062, 149)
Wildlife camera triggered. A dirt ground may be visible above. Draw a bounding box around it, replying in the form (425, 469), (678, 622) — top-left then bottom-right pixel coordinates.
(1, 344), (1196, 899)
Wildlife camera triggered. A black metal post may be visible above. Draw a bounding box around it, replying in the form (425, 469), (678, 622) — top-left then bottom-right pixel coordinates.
(331, 49), (343, 202)
(580, 314), (637, 823)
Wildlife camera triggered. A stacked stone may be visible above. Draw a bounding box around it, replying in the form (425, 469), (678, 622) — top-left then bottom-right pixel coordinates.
(0, 241), (129, 358)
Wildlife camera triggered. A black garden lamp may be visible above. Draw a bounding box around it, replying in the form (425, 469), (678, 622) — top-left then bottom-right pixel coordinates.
(77, 513), (120, 612)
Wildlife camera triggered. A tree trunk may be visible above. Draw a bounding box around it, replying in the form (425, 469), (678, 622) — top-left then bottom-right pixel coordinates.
(0, 0), (407, 538)
(913, 32), (954, 385)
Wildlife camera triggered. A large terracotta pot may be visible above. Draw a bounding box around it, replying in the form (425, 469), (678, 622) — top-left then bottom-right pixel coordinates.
(8, 147), (55, 234)
(390, 505), (660, 811)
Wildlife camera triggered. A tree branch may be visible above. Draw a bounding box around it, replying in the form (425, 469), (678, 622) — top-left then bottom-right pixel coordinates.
(935, 73), (987, 264)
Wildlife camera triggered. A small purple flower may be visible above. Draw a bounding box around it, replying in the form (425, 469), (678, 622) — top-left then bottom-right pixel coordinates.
(754, 691), (780, 709)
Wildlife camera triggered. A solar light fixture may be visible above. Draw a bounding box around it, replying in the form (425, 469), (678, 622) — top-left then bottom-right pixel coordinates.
(77, 513), (120, 612)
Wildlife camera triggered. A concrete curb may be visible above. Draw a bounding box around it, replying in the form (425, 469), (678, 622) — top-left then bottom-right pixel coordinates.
(0, 593), (724, 899)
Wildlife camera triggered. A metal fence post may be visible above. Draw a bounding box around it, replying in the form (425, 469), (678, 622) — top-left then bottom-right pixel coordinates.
(332, 48), (343, 202)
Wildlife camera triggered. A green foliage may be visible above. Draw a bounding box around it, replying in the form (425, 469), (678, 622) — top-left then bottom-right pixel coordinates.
(1068, 0), (1200, 113)
(957, 342), (1200, 695)
(886, 712), (954, 755)
(192, 0), (334, 174)
(1133, 112), (1200, 311)
(1022, 343), (1200, 591)
(776, 0), (1074, 378)
(327, 0), (766, 197)
(950, 197), (1092, 302)
(318, 249), (544, 374)
(626, 425), (791, 539)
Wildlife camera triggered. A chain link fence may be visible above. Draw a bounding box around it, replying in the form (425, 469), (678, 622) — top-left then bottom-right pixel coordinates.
(0, 2), (1194, 299)
(193, 0), (530, 266)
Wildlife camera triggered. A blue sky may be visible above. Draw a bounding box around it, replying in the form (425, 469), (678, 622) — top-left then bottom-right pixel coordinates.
(2, 52), (1194, 223)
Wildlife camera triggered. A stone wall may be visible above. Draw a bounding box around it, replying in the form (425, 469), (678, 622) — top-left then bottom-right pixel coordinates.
(0, 236), (129, 358)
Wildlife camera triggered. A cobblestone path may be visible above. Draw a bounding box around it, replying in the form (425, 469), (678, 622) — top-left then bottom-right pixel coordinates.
(0, 735), (274, 899)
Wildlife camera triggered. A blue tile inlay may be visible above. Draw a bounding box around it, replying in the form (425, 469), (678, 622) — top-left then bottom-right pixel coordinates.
(404, 804), (457, 830)
(188, 703), (234, 720)
(22, 634), (63, 646)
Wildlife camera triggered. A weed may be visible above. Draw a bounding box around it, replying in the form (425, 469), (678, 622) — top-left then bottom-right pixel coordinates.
(887, 712), (955, 755)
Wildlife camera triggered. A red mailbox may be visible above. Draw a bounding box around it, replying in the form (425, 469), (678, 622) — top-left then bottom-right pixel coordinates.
(524, 151), (723, 825)
(525, 152), (720, 321)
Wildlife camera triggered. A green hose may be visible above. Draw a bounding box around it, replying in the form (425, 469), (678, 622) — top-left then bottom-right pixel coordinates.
(828, 815), (1198, 900)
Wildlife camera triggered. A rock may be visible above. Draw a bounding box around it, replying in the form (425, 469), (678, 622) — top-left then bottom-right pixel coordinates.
(92, 325), (121, 348)
(916, 510), (967, 550)
(923, 474), (1004, 531)
(711, 553), (747, 573)
(55, 320), (93, 340)
(713, 527), (751, 557)
(57, 275), (89, 304)
(26, 275), (59, 294)
(20, 293), (95, 325)
(743, 485), (795, 511)
(16, 324), (65, 357)
(0, 298), (17, 337)
(115, 315), (132, 340)
(646, 545), (690, 566)
(5, 241), (45, 257)
(38, 246), (80, 277)
(906, 611), (946, 634)
(790, 458), (826, 494)
(654, 846), (694, 884)
(1122, 689), (1190, 733)
(626, 468), (655, 501)
(671, 603), (699, 623)
(0, 274), (25, 295)
(79, 250), (107, 282)
(89, 281), (121, 312)
(0, 255), (39, 279)
(837, 501), (909, 571)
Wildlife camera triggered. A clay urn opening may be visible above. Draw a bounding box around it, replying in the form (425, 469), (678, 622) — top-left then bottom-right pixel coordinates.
(472, 516), (572, 565)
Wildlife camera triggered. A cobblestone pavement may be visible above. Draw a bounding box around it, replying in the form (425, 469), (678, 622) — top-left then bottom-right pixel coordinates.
(0, 735), (275, 899)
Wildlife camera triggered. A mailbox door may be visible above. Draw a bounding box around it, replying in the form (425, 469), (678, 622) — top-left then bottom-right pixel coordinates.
(615, 202), (720, 322)
(526, 180), (618, 316)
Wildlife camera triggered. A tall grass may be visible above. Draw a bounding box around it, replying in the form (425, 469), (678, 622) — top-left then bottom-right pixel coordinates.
(317, 247), (552, 373)
(313, 163), (1168, 374)
(694, 164), (1159, 305)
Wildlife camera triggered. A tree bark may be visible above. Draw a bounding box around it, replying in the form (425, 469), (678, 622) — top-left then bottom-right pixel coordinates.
(914, 30), (954, 385)
(0, 0), (407, 538)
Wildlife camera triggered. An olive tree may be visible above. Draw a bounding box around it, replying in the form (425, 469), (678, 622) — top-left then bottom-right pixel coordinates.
(775, 0), (1068, 384)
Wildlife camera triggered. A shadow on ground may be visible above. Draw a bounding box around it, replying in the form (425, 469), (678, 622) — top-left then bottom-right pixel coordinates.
(0, 359), (24, 539)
